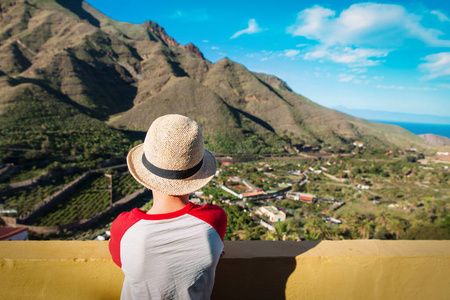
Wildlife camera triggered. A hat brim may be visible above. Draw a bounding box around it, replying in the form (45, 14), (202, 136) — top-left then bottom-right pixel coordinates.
(127, 144), (217, 196)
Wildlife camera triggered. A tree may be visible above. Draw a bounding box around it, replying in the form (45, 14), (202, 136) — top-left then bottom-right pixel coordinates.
(303, 217), (329, 240)
(273, 219), (300, 241)
(46, 161), (62, 173)
(356, 219), (373, 239)
(41, 138), (52, 153)
(386, 218), (405, 239)
(337, 170), (347, 179)
(405, 156), (417, 163)
(24, 149), (42, 160)
(338, 222), (353, 238)
(376, 212), (390, 227)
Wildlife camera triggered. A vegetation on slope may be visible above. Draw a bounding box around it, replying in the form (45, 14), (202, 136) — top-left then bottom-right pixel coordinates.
(0, 0), (431, 168)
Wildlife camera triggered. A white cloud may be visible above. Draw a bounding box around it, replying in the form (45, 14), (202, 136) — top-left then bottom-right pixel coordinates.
(231, 19), (263, 39)
(287, 3), (450, 47)
(351, 68), (368, 73)
(419, 52), (450, 80)
(376, 85), (436, 91)
(338, 74), (355, 82)
(338, 73), (369, 84)
(439, 84), (450, 89)
(303, 46), (388, 67)
(245, 49), (305, 61)
(409, 87), (437, 91)
(377, 85), (405, 90)
(431, 10), (450, 22)
(287, 6), (335, 40)
(284, 49), (300, 58)
(211, 46), (219, 50)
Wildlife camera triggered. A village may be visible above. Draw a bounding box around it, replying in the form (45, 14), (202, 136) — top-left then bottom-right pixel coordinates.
(186, 144), (450, 241)
(0, 143), (448, 241)
(192, 159), (349, 238)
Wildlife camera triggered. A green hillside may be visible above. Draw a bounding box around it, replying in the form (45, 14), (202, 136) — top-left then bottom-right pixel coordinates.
(0, 0), (430, 165)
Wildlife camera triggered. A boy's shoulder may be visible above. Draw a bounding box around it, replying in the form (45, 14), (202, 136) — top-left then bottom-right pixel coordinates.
(111, 203), (227, 240)
(189, 203), (226, 215)
(188, 204), (227, 241)
(110, 209), (141, 235)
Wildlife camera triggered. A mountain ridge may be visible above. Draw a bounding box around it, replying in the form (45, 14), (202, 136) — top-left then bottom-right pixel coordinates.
(0, 0), (430, 164)
(419, 134), (450, 147)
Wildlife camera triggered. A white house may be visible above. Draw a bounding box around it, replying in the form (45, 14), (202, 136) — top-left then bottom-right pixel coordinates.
(256, 206), (286, 223)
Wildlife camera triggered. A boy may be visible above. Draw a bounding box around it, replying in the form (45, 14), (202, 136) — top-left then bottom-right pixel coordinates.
(109, 114), (227, 299)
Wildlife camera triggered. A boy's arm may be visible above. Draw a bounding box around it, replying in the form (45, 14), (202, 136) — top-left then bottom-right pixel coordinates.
(108, 211), (140, 268)
(109, 214), (124, 267)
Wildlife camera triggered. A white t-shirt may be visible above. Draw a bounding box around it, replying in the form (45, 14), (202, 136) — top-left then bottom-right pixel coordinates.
(109, 202), (227, 300)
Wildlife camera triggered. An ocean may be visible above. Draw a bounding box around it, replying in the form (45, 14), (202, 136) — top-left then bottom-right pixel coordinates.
(369, 120), (450, 139)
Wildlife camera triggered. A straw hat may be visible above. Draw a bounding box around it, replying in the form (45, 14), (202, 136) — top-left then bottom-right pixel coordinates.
(127, 114), (217, 195)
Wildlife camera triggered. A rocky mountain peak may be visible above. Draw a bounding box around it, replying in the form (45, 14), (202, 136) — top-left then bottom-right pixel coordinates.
(143, 20), (204, 59)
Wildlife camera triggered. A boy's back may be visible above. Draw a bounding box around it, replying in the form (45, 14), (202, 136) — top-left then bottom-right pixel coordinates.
(109, 203), (226, 300)
(109, 114), (226, 299)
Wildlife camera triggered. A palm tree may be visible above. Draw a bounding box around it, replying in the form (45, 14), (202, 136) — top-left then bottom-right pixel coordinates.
(303, 217), (329, 240)
(264, 231), (279, 241)
(376, 211), (390, 227)
(274, 221), (290, 241)
(386, 218), (404, 239)
(364, 220), (374, 239)
(356, 221), (366, 239)
(338, 222), (352, 236)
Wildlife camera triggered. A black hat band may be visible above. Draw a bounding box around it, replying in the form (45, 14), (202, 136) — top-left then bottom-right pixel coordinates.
(142, 153), (204, 180)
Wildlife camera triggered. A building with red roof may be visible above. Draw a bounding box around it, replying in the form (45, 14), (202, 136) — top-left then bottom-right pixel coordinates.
(0, 227), (28, 241)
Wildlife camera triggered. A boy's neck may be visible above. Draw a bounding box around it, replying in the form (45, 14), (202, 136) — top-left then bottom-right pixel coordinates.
(147, 190), (190, 214)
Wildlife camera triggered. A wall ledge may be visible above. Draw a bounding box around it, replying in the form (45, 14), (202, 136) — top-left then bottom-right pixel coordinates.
(0, 240), (449, 300)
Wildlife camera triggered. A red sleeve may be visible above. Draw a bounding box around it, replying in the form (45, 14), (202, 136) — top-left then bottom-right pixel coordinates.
(108, 210), (141, 268)
(188, 204), (228, 241)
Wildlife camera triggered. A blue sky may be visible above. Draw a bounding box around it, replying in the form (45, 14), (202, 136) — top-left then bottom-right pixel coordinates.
(86, 0), (450, 120)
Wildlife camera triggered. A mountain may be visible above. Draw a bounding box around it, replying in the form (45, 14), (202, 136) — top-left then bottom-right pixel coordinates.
(419, 134), (450, 147)
(0, 0), (428, 163)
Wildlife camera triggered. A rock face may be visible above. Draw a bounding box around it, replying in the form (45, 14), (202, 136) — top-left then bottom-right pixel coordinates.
(0, 0), (428, 159)
(144, 21), (204, 59)
(419, 134), (450, 147)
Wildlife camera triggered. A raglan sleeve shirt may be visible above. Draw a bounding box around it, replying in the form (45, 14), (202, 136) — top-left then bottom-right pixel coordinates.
(109, 202), (227, 300)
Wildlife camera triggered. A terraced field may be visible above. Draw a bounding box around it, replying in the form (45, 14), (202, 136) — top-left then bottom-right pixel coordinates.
(32, 173), (142, 226)
(1, 174), (78, 217)
(112, 174), (142, 201)
(32, 174), (110, 226)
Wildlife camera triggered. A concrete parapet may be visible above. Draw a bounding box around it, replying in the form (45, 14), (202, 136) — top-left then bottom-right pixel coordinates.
(0, 240), (448, 300)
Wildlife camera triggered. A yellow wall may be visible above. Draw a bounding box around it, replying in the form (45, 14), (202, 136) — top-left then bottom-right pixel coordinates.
(0, 240), (449, 300)
(286, 240), (450, 300)
(0, 241), (124, 300)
